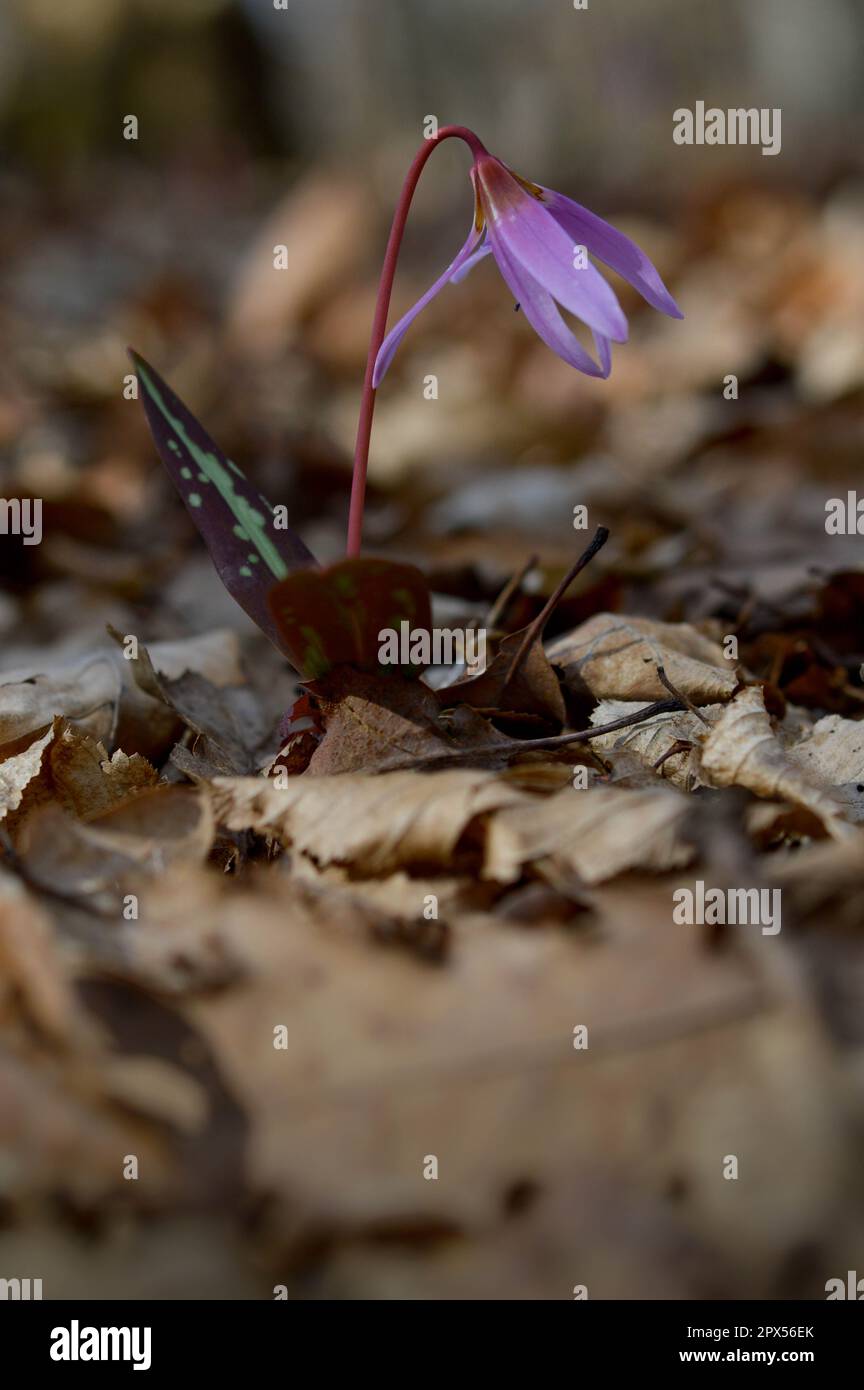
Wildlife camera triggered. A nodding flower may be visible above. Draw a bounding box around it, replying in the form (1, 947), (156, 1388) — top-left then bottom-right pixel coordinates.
(373, 144), (683, 386)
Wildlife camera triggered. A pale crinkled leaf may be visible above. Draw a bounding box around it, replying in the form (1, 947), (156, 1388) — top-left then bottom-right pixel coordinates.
(589, 699), (725, 789)
(0, 725), (54, 823)
(698, 686), (855, 838)
(785, 713), (864, 823)
(484, 784), (693, 885)
(210, 769), (527, 876)
(0, 870), (97, 1044)
(0, 629), (246, 757)
(547, 613), (738, 703)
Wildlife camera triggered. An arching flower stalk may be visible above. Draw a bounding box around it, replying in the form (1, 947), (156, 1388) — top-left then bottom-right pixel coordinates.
(348, 124), (683, 556)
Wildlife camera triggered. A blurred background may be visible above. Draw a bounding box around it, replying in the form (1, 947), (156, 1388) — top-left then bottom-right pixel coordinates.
(1, 0), (864, 1301)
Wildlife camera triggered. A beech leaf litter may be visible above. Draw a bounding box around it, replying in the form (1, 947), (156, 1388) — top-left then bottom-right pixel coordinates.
(2, 165), (864, 1300)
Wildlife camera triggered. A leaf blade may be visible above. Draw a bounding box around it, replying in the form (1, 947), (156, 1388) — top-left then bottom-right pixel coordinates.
(130, 349), (317, 653)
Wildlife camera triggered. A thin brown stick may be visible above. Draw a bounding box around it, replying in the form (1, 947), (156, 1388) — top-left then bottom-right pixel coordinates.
(652, 738), (693, 773)
(485, 553), (538, 631)
(656, 663), (711, 726)
(404, 696), (686, 770)
(502, 527), (609, 689)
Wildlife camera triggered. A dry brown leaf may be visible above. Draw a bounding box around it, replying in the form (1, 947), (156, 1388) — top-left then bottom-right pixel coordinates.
(438, 629), (566, 726)
(0, 725), (54, 823)
(211, 769), (527, 876)
(113, 628), (264, 776)
(590, 699), (722, 788)
(785, 713), (864, 823)
(0, 657), (120, 748)
(305, 667), (537, 775)
(1, 718), (159, 842)
(148, 868), (847, 1296)
(0, 870), (96, 1044)
(0, 630), (246, 761)
(699, 686), (855, 838)
(547, 613), (738, 702)
(485, 784), (693, 886)
(17, 786), (214, 907)
(48, 724), (158, 820)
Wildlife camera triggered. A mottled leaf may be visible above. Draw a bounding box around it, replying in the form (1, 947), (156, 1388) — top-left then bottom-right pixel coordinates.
(267, 557), (432, 679)
(130, 350), (317, 653)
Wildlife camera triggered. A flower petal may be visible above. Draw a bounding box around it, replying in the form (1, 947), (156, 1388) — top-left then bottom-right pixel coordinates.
(540, 187), (683, 319)
(592, 331), (612, 376)
(475, 159), (628, 343)
(450, 239), (492, 284)
(486, 221), (609, 378)
(373, 221), (483, 387)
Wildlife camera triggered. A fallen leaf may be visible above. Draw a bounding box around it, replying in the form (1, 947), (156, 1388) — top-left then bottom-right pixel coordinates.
(485, 784), (693, 886)
(0, 725), (55, 824)
(17, 786), (214, 909)
(211, 767), (527, 876)
(302, 668), (510, 775)
(698, 686), (856, 838)
(0, 870), (96, 1044)
(547, 613), (738, 703)
(589, 699), (719, 788)
(785, 713), (864, 823)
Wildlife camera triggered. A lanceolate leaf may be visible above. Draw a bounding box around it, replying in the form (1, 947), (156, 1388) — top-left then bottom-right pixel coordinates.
(130, 350), (317, 654)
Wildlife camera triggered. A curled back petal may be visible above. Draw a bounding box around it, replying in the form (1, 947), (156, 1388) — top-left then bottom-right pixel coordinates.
(540, 187), (683, 319)
(372, 221), (483, 387)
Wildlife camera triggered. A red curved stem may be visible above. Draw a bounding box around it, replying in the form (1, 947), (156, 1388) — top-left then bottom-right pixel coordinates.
(346, 124), (487, 557)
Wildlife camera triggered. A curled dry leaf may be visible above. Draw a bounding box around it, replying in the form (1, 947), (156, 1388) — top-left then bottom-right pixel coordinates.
(0, 725), (55, 824)
(438, 629), (566, 726)
(547, 613), (738, 703)
(785, 713), (864, 824)
(698, 686), (857, 839)
(485, 784), (693, 886)
(1, 629), (246, 762)
(589, 699), (723, 789)
(115, 631), (264, 777)
(47, 725), (158, 820)
(161, 865), (843, 1292)
(1, 718), (158, 842)
(304, 667), (513, 775)
(0, 657), (121, 748)
(0, 870), (97, 1045)
(16, 786), (214, 908)
(210, 768), (527, 876)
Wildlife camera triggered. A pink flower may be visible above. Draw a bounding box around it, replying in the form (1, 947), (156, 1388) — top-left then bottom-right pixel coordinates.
(373, 150), (682, 385)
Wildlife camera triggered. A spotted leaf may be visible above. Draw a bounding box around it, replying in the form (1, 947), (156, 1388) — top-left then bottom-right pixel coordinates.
(267, 558), (432, 679)
(130, 350), (317, 655)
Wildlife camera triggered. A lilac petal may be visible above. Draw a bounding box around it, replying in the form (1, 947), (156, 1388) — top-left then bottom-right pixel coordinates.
(486, 222), (609, 378)
(592, 331), (612, 376)
(478, 164), (628, 343)
(450, 240), (492, 284)
(540, 187), (683, 319)
(373, 222), (483, 387)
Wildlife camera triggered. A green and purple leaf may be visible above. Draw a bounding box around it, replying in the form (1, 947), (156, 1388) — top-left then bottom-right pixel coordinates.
(130, 349), (317, 655)
(267, 557), (432, 680)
